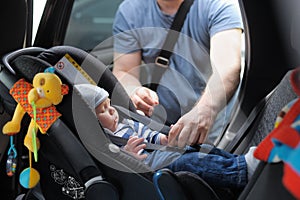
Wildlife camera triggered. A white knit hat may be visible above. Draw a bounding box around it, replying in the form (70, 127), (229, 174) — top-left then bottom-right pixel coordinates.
(74, 84), (109, 108)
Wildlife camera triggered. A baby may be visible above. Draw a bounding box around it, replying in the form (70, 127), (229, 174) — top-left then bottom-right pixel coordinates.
(74, 84), (259, 190)
(74, 84), (168, 160)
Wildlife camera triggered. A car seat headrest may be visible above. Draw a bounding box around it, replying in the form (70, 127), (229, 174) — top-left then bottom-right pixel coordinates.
(11, 55), (51, 82)
(3, 45), (137, 115)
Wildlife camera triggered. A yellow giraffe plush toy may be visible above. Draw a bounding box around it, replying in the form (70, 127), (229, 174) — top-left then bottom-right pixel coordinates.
(2, 70), (68, 188)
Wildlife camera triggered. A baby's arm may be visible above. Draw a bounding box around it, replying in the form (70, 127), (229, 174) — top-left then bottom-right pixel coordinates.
(125, 119), (169, 145)
(124, 136), (148, 160)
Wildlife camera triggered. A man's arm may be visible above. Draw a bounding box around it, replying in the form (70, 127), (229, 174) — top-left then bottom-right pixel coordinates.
(113, 51), (142, 93)
(168, 28), (242, 147)
(113, 52), (159, 116)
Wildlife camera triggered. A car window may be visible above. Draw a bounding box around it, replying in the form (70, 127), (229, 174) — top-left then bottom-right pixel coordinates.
(64, 0), (123, 51)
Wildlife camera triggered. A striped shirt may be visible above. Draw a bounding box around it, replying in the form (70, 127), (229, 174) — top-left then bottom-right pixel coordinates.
(113, 119), (164, 144)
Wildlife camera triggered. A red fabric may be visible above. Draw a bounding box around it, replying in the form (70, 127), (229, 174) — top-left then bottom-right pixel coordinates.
(283, 164), (300, 200)
(291, 68), (300, 96)
(254, 99), (300, 161)
(253, 134), (274, 161)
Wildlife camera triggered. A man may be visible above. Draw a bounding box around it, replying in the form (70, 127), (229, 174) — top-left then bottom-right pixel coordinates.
(112, 0), (243, 147)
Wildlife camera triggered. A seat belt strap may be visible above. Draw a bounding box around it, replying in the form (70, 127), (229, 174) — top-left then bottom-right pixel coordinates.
(157, 0), (195, 66)
(150, 0), (194, 90)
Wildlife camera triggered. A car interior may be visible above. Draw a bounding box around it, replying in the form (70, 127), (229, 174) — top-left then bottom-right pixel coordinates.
(0, 0), (299, 199)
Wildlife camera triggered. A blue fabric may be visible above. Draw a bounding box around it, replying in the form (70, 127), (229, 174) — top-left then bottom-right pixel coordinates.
(144, 145), (248, 189)
(269, 139), (294, 162)
(113, 0), (244, 142)
(285, 143), (300, 174)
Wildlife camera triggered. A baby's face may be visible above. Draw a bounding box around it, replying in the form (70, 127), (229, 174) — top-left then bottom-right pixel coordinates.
(95, 98), (119, 132)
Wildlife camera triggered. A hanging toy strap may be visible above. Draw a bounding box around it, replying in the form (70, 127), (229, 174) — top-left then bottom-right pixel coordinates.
(31, 101), (38, 162)
(6, 136), (17, 176)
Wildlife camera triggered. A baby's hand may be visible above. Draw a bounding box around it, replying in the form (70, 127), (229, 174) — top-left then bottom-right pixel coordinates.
(160, 134), (168, 145)
(124, 136), (148, 160)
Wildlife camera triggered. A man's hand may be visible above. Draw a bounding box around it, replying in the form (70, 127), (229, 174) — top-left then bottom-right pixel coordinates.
(168, 105), (216, 148)
(130, 87), (159, 116)
(124, 136), (148, 160)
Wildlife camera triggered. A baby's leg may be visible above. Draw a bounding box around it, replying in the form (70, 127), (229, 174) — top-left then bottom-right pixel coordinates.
(166, 147), (247, 189)
(244, 146), (260, 180)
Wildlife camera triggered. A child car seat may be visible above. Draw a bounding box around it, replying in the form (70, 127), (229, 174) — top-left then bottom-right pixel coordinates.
(0, 46), (221, 200)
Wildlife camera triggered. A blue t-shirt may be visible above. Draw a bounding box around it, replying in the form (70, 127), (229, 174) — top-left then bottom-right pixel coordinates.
(113, 0), (243, 142)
